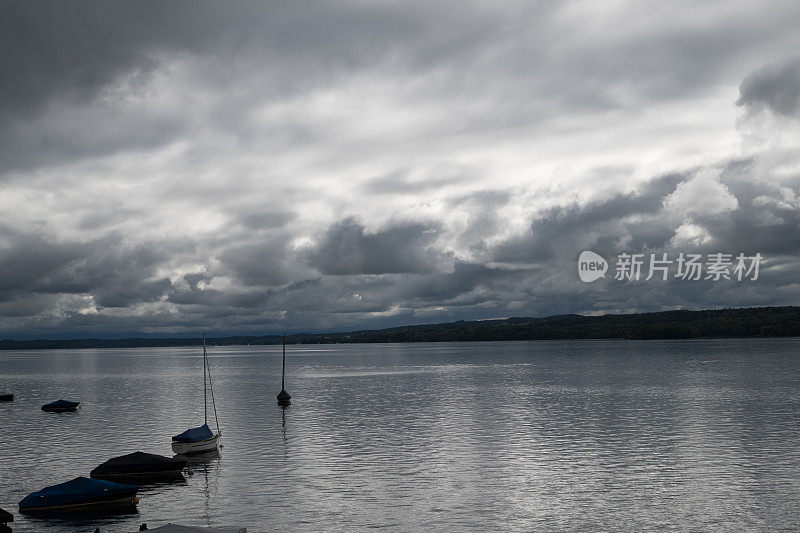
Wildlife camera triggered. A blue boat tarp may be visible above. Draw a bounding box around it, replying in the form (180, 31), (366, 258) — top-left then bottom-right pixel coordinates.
(41, 399), (80, 411)
(19, 476), (138, 511)
(172, 423), (213, 443)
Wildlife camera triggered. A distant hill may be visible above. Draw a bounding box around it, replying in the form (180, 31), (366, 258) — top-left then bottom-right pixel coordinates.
(1, 306), (799, 350)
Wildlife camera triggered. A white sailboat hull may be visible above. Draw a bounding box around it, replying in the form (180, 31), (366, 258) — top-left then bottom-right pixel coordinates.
(171, 433), (221, 456)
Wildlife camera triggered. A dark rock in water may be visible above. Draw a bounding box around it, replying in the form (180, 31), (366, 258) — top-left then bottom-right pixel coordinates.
(0, 392), (12, 402)
(277, 388), (291, 406)
(91, 452), (187, 479)
(41, 399), (80, 412)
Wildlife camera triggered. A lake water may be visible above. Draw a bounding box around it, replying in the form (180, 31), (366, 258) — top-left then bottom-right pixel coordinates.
(1, 339), (799, 532)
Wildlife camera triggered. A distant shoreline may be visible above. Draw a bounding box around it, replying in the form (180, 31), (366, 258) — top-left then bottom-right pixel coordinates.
(1, 305), (799, 350)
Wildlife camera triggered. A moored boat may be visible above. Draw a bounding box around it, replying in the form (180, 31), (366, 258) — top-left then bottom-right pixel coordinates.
(0, 507), (12, 531)
(172, 423), (220, 455)
(172, 333), (222, 455)
(19, 476), (138, 512)
(133, 523), (246, 532)
(41, 399), (80, 412)
(0, 392), (13, 402)
(91, 451), (187, 480)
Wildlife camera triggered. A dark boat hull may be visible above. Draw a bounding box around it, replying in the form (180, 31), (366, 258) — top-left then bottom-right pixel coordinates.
(172, 433), (220, 455)
(19, 495), (138, 513)
(19, 476), (139, 513)
(91, 452), (187, 478)
(41, 400), (80, 412)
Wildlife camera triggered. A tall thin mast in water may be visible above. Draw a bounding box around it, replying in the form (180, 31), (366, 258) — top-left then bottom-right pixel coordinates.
(203, 331), (207, 425)
(277, 333), (291, 406)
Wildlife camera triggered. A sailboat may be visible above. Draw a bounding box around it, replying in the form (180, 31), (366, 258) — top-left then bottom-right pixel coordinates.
(277, 333), (291, 406)
(172, 333), (221, 455)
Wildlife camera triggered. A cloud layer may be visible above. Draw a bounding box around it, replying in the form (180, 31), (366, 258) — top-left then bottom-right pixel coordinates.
(1, 1), (799, 338)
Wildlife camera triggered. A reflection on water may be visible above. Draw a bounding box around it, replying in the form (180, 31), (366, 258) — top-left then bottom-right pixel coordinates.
(20, 504), (139, 532)
(281, 406), (288, 460)
(1, 339), (800, 531)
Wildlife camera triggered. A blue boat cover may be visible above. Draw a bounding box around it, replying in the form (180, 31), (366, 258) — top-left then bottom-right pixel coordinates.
(172, 423), (213, 443)
(42, 399), (80, 410)
(19, 476), (138, 510)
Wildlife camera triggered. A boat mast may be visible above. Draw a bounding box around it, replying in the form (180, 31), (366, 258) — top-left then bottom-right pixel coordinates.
(277, 333), (291, 406)
(203, 331), (207, 426)
(282, 333), (286, 391)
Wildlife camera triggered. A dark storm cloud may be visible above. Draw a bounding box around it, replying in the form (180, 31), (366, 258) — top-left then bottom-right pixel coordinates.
(485, 161), (799, 316)
(305, 218), (444, 275)
(737, 58), (800, 117)
(218, 238), (299, 287)
(446, 189), (515, 257)
(491, 163), (800, 267)
(49, 238), (179, 308)
(407, 260), (526, 303)
(0, 230), (86, 296)
(5, 1), (798, 176)
(696, 162), (800, 255)
(493, 173), (685, 262)
(2, 2), (800, 337)
(0, 0), (519, 120)
(0, 232), (182, 313)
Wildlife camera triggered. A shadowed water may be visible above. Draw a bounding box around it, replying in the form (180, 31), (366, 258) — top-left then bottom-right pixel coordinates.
(1, 339), (799, 532)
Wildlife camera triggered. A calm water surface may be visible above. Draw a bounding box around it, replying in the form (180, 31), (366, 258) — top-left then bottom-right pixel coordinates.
(1, 339), (799, 532)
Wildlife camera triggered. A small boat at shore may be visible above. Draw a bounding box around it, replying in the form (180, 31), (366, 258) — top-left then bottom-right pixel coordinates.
(0, 507), (12, 532)
(133, 523), (247, 532)
(91, 452), (187, 480)
(172, 333), (221, 456)
(19, 476), (138, 512)
(41, 399), (80, 412)
(0, 392), (13, 402)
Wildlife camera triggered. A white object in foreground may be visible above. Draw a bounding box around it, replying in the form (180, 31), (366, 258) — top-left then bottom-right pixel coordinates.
(132, 524), (246, 532)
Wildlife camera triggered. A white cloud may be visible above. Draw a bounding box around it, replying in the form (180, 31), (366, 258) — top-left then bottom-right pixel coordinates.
(664, 169), (739, 218)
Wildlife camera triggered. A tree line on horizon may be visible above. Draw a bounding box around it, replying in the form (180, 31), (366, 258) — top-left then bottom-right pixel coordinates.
(1, 306), (799, 350)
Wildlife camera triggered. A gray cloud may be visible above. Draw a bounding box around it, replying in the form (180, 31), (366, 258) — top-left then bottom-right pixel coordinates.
(0, 231), (86, 297)
(306, 218), (444, 275)
(1, 2), (800, 338)
(364, 165), (475, 195)
(219, 238), (300, 287)
(493, 173), (685, 262)
(737, 58), (800, 116)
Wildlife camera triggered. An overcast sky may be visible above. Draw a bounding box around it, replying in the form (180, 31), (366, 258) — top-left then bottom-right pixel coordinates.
(1, 0), (799, 338)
